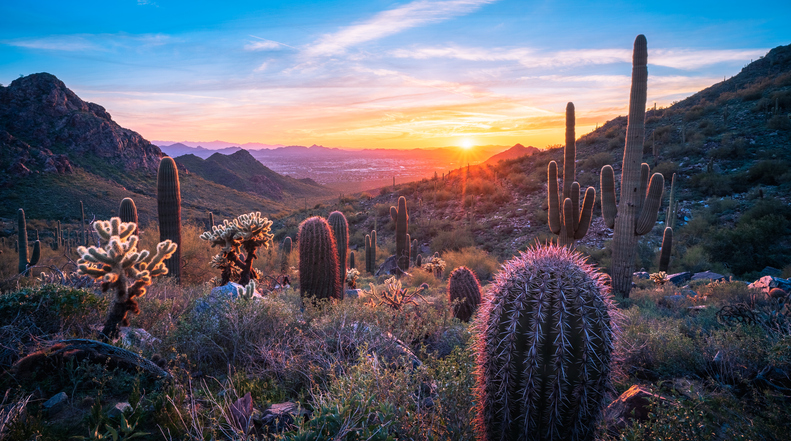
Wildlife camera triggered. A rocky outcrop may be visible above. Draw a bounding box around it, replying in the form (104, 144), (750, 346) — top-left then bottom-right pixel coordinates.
(0, 73), (163, 177)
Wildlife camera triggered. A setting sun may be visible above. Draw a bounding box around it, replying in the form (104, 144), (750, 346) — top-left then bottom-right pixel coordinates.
(460, 138), (474, 149)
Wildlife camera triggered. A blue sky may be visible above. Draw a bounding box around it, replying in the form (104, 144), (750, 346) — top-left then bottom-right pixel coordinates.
(1, 1), (789, 148)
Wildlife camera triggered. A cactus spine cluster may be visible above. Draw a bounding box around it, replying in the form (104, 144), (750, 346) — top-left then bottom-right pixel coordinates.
(659, 227), (673, 272)
(602, 35), (664, 298)
(119, 197), (138, 235)
(328, 211), (349, 292)
(475, 243), (616, 441)
(157, 157), (182, 281)
(298, 216), (342, 300)
(77, 218), (177, 339)
(547, 102), (596, 247)
(448, 266), (482, 322)
(391, 197), (409, 272)
(281, 236), (292, 274)
(17, 208), (40, 275)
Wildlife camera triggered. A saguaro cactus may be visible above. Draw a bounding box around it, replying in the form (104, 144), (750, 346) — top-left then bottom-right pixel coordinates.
(55, 220), (62, 250)
(547, 102), (596, 247)
(328, 211), (349, 291)
(391, 197), (409, 272)
(659, 227), (673, 272)
(298, 216), (342, 300)
(665, 173), (676, 230)
(157, 157), (182, 281)
(411, 238), (418, 264)
(406, 233), (412, 269)
(281, 236), (292, 274)
(371, 230), (377, 273)
(475, 244), (616, 441)
(365, 234), (372, 273)
(80, 200), (86, 246)
(77, 218), (177, 339)
(17, 209), (40, 274)
(349, 251), (355, 269)
(601, 35), (664, 298)
(448, 266), (482, 322)
(119, 197), (138, 235)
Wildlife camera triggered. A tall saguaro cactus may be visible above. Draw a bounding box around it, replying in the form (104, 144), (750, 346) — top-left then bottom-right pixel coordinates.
(298, 216), (341, 300)
(475, 244), (616, 441)
(157, 157), (182, 281)
(328, 211), (349, 291)
(281, 236), (292, 274)
(365, 234), (372, 273)
(370, 229), (377, 273)
(659, 227), (673, 272)
(80, 201), (86, 246)
(547, 102), (596, 247)
(601, 35), (664, 298)
(665, 173), (677, 230)
(119, 197), (138, 235)
(17, 208), (40, 274)
(391, 197), (409, 272)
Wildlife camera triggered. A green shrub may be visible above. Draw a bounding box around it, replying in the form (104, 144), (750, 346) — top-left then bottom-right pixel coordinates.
(431, 229), (475, 253)
(441, 247), (499, 282)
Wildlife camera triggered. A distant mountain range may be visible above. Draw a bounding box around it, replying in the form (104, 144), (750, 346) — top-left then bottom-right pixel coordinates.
(484, 144), (539, 165)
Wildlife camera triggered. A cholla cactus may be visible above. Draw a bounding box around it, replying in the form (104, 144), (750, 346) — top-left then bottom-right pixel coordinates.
(421, 255), (446, 278)
(200, 211), (274, 286)
(368, 276), (428, 310)
(77, 217), (177, 339)
(650, 271), (668, 285)
(346, 268), (360, 289)
(235, 280), (258, 300)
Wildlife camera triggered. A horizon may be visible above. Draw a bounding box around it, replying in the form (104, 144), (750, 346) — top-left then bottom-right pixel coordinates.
(2, 1), (789, 149)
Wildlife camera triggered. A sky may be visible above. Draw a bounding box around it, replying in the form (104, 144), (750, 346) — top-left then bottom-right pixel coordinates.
(1, 1), (789, 150)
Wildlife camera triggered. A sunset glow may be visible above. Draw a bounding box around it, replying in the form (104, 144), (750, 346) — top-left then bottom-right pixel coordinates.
(1, 1), (788, 149)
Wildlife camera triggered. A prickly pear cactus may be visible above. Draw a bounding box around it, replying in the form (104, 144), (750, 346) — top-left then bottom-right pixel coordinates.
(475, 243), (617, 441)
(448, 266), (482, 322)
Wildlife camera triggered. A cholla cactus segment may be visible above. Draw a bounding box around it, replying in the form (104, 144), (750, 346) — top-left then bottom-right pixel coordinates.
(368, 276), (428, 310)
(475, 243), (616, 441)
(346, 268), (360, 289)
(421, 256), (446, 278)
(235, 280), (257, 300)
(77, 217), (177, 339)
(650, 271), (668, 285)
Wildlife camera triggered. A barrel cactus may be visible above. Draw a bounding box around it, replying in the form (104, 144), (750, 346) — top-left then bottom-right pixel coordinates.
(475, 243), (617, 441)
(298, 216), (342, 300)
(327, 211), (349, 292)
(157, 157), (182, 281)
(448, 266), (482, 322)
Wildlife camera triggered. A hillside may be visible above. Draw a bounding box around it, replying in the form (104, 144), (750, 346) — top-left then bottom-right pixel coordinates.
(0, 73), (332, 224)
(174, 149), (333, 200)
(483, 143), (539, 165)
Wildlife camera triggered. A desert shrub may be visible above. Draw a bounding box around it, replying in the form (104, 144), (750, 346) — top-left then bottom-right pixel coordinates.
(683, 104), (706, 122)
(375, 203), (391, 217)
(651, 161), (678, 182)
(431, 229), (474, 253)
(689, 172), (733, 196)
(441, 247), (499, 282)
(465, 179), (495, 196)
(604, 125), (622, 139)
(608, 137), (624, 150)
(653, 125), (674, 143)
(767, 114), (791, 131)
(746, 160), (790, 185)
(580, 151), (613, 171)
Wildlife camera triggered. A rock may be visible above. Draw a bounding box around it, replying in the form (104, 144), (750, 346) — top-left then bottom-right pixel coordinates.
(749, 276), (791, 295)
(119, 327), (159, 348)
(604, 386), (667, 436)
(691, 271), (726, 282)
(667, 271), (693, 285)
(761, 266), (782, 277)
(258, 402), (309, 433)
(195, 282), (253, 314)
(43, 392), (68, 414)
(344, 289), (363, 299)
(661, 295), (686, 307)
(375, 255), (402, 277)
(633, 271), (649, 280)
(108, 402), (131, 418)
(769, 288), (788, 299)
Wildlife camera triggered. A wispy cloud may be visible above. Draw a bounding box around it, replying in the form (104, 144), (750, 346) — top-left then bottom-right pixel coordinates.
(303, 0), (496, 57)
(2, 33), (171, 52)
(391, 45), (766, 70)
(244, 37), (292, 51)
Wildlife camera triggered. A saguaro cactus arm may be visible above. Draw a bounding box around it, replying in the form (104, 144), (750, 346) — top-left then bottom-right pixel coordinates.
(548, 161), (561, 235)
(635, 172), (664, 235)
(600, 165), (617, 228)
(659, 227), (673, 272)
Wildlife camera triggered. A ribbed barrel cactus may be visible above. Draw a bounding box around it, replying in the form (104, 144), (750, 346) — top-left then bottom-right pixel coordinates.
(77, 218), (177, 339)
(327, 211), (349, 292)
(298, 216), (342, 300)
(17, 208), (40, 275)
(475, 243), (617, 441)
(200, 212), (274, 286)
(157, 157), (182, 281)
(448, 266), (482, 322)
(601, 35), (664, 298)
(547, 102), (596, 247)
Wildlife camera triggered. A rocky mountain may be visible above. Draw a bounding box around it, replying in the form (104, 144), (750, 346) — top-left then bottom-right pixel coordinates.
(484, 143), (539, 165)
(160, 143), (242, 159)
(0, 73), (332, 223)
(174, 149), (333, 200)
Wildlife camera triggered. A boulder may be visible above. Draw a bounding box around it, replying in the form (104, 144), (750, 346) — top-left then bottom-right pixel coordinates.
(108, 402), (131, 418)
(691, 271), (726, 282)
(43, 392), (68, 415)
(344, 289), (364, 299)
(195, 282), (262, 314)
(760, 266), (782, 277)
(748, 276), (791, 295)
(633, 271), (649, 280)
(375, 255), (404, 277)
(119, 327), (159, 348)
(667, 271), (693, 285)
(604, 385), (667, 436)
(257, 401), (309, 433)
